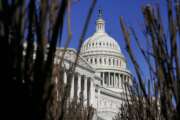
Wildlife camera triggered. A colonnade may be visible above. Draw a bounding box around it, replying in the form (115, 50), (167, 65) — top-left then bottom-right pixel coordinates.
(55, 70), (93, 106)
(100, 72), (131, 88)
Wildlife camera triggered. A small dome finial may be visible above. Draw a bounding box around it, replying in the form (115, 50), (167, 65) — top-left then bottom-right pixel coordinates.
(98, 8), (103, 18)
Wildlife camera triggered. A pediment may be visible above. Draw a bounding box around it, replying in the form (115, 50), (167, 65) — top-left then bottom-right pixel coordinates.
(56, 48), (95, 71)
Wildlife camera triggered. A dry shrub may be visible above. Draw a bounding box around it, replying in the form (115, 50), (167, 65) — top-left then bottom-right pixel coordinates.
(114, 0), (180, 120)
(2, 0), (96, 119)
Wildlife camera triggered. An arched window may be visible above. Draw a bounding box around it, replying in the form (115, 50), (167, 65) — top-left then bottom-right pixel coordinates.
(117, 59), (119, 66)
(95, 58), (97, 64)
(99, 58), (102, 64)
(104, 58), (106, 64)
(90, 59), (93, 63)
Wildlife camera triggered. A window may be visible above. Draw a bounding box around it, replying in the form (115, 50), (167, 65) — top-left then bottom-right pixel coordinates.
(109, 59), (111, 65)
(95, 58), (97, 64)
(99, 58), (102, 64)
(91, 59), (93, 63)
(104, 58), (106, 64)
(99, 42), (101, 46)
(113, 59), (115, 65)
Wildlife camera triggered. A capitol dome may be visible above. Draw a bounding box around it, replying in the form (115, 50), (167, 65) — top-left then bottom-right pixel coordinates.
(81, 30), (122, 55)
(81, 12), (122, 56)
(80, 10), (132, 92)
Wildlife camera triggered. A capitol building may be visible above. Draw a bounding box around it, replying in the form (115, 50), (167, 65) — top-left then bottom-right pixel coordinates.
(54, 11), (133, 120)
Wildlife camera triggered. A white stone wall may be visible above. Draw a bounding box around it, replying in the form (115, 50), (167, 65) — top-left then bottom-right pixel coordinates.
(94, 87), (126, 120)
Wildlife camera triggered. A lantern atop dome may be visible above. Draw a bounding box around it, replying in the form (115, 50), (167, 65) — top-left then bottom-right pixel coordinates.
(96, 9), (105, 33)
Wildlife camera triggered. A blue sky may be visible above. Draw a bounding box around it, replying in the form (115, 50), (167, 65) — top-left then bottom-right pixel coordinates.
(61, 0), (167, 82)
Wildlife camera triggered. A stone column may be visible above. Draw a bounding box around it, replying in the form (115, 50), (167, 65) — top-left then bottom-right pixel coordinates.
(104, 72), (106, 86)
(120, 74), (123, 88)
(87, 77), (91, 106)
(104, 72), (107, 86)
(111, 72), (113, 87)
(110, 72), (112, 87)
(90, 78), (95, 107)
(123, 75), (125, 89)
(84, 76), (87, 103)
(74, 73), (78, 102)
(108, 72), (110, 87)
(80, 75), (85, 105)
(70, 74), (74, 99)
(112, 73), (113, 87)
(55, 77), (59, 101)
(109, 72), (110, 87)
(111, 73), (113, 87)
(64, 70), (67, 84)
(110, 73), (112, 87)
(102, 72), (104, 86)
(77, 74), (81, 99)
(97, 86), (100, 112)
(114, 73), (116, 87)
(117, 73), (121, 88)
(121, 74), (123, 89)
(124, 75), (127, 89)
(118, 73), (120, 88)
(111, 72), (112, 87)
(116, 73), (118, 88)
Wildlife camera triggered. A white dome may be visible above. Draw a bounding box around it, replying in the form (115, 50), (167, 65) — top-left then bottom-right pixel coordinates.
(81, 16), (122, 55)
(81, 32), (122, 55)
(80, 10), (132, 93)
(80, 16), (126, 71)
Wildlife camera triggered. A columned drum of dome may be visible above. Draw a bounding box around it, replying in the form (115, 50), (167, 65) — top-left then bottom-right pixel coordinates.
(80, 11), (132, 93)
